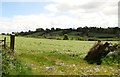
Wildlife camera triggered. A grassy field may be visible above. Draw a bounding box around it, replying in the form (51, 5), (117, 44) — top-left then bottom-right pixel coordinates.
(0, 35), (119, 75)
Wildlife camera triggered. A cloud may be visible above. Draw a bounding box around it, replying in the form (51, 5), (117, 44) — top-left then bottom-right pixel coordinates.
(45, 0), (118, 13)
(0, 12), (118, 33)
(0, 0), (119, 33)
(44, 4), (59, 13)
(0, 14), (74, 33)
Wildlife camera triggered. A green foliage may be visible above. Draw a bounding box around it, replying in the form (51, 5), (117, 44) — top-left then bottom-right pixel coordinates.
(2, 49), (32, 76)
(56, 37), (62, 40)
(9, 27), (120, 40)
(1, 33), (6, 35)
(63, 34), (69, 40)
(103, 48), (120, 67)
(70, 37), (74, 40)
(76, 37), (88, 41)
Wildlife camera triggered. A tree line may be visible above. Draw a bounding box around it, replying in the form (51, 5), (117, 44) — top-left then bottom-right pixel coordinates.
(1, 26), (120, 38)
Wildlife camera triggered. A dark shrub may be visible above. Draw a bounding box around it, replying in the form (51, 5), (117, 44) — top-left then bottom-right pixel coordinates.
(77, 37), (81, 40)
(63, 34), (69, 40)
(56, 38), (62, 40)
(1, 33), (6, 35)
(70, 37), (74, 40)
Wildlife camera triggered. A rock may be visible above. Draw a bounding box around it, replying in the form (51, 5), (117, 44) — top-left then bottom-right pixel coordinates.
(45, 66), (54, 70)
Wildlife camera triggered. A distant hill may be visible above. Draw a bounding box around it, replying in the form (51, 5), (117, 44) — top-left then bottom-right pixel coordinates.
(26, 30), (116, 38)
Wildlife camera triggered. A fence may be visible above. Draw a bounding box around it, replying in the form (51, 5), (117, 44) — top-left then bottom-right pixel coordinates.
(0, 37), (6, 48)
(0, 34), (15, 51)
(10, 34), (15, 51)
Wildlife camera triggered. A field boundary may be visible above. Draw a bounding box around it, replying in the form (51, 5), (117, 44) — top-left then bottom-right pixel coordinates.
(0, 34), (15, 51)
(0, 37), (6, 49)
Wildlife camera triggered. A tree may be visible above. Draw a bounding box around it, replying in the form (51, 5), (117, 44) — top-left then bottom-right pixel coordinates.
(63, 34), (69, 40)
(1, 33), (6, 35)
(36, 28), (44, 32)
(51, 27), (55, 31)
(56, 28), (61, 31)
(77, 32), (81, 36)
(77, 27), (82, 32)
(45, 28), (50, 33)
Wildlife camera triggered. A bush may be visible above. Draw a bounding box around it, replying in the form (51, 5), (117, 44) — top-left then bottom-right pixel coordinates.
(2, 49), (32, 76)
(70, 37), (74, 40)
(56, 37), (62, 40)
(103, 48), (120, 67)
(1, 33), (6, 35)
(63, 34), (69, 40)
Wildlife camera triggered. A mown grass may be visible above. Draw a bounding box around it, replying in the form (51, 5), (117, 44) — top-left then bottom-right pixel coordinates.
(0, 35), (119, 75)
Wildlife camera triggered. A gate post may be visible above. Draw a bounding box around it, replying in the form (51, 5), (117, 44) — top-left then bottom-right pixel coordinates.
(10, 34), (15, 51)
(4, 37), (6, 48)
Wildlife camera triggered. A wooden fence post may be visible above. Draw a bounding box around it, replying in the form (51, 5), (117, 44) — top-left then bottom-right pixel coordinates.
(10, 34), (15, 51)
(4, 37), (6, 48)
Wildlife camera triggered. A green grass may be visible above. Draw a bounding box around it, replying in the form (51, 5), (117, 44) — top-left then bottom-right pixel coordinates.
(0, 35), (119, 75)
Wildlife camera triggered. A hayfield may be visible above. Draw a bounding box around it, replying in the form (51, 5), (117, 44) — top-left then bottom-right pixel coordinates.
(0, 35), (119, 75)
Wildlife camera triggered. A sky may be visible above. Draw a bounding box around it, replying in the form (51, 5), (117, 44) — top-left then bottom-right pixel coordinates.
(0, 0), (119, 33)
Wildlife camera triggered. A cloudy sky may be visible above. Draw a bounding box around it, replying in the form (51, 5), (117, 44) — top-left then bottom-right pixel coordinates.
(0, 0), (119, 33)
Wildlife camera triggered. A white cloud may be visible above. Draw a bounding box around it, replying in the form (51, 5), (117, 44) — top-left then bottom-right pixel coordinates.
(0, 0), (119, 33)
(0, 14), (77, 33)
(44, 0), (118, 26)
(46, 0), (118, 14)
(44, 4), (59, 13)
